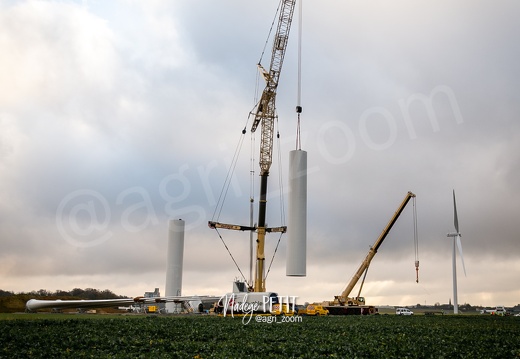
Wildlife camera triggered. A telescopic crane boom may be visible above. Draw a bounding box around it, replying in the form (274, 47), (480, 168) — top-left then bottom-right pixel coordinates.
(334, 191), (417, 306)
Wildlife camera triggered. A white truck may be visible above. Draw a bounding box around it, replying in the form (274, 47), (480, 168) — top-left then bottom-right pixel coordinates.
(480, 306), (506, 315)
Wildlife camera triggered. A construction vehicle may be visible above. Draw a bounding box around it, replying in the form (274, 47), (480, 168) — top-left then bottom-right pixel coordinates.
(146, 305), (158, 314)
(272, 303), (296, 316)
(480, 306), (507, 315)
(306, 304), (329, 316)
(325, 191), (417, 315)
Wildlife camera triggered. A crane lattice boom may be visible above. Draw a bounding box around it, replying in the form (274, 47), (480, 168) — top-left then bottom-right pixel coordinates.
(252, 0), (296, 175)
(209, 0), (297, 293)
(251, 0), (296, 292)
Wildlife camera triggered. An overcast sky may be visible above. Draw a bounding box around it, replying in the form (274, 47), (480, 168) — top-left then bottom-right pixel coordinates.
(1, 0), (519, 308)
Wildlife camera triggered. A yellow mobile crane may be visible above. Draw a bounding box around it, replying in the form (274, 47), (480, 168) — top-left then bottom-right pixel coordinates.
(325, 191), (418, 315)
(209, 0), (297, 293)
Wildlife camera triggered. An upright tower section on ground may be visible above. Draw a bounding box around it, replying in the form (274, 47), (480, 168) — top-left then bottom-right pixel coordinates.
(165, 219), (185, 313)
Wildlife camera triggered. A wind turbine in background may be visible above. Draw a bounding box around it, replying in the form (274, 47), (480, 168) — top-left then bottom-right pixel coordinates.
(447, 190), (467, 314)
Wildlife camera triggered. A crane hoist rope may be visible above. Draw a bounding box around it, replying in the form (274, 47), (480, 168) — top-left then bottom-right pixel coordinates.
(295, 0), (303, 150)
(413, 196), (420, 283)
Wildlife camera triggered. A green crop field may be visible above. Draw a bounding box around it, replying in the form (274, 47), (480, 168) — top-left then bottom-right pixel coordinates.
(1, 314), (519, 358)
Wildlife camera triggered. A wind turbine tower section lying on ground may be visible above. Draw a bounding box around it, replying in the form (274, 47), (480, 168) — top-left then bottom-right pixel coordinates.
(165, 219), (185, 313)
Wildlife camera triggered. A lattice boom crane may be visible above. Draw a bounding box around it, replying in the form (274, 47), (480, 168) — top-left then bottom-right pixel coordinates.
(209, 0), (297, 293)
(250, 0), (296, 292)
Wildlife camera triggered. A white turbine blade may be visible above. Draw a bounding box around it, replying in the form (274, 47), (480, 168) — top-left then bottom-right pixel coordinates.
(456, 235), (467, 276)
(453, 190), (459, 233)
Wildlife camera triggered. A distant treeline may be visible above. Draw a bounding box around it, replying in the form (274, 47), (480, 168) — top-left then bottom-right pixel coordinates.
(0, 288), (126, 299)
(0, 288), (128, 313)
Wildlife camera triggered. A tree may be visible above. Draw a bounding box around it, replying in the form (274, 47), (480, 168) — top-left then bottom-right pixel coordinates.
(0, 290), (14, 297)
(37, 289), (51, 297)
(71, 288), (85, 297)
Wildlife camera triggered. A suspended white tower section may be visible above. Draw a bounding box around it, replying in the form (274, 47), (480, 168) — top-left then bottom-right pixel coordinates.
(286, 149), (307, 276)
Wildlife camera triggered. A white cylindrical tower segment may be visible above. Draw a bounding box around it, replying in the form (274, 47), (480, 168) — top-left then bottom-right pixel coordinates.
(286, 150), (307, 276)
(165, 219), (185, 313)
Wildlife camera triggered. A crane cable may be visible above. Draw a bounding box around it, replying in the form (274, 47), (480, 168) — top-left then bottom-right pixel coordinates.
(265, 118), (286, 280)
(276, 117), (286, 228)
(211, 125), (248, 222)
(265, 233), (284, 281)
(413, 196), (420, 283)
(295, 0), (303, 150)
(249, 130), (256, 286)
(210, 121), (250, 287)
(258, 1), (282, 66)
(215, 228), (249, 286)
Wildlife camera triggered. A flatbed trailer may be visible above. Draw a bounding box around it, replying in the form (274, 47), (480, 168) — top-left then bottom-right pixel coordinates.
(325, 305), (378, 316)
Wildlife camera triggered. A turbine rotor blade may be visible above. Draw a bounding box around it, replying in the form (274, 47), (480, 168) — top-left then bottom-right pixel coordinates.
(453, 190), (459, 233)
(456, 235), (467, 277)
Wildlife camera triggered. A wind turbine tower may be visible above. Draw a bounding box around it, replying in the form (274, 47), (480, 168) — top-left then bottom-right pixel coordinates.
(447, 190), (467, 314)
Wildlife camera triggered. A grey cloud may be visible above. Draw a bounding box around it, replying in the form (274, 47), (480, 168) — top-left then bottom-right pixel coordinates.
(0, 0), (519, 306)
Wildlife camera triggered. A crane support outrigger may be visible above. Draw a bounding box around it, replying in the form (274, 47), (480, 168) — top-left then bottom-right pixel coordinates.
(326, 191), (417, 314)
